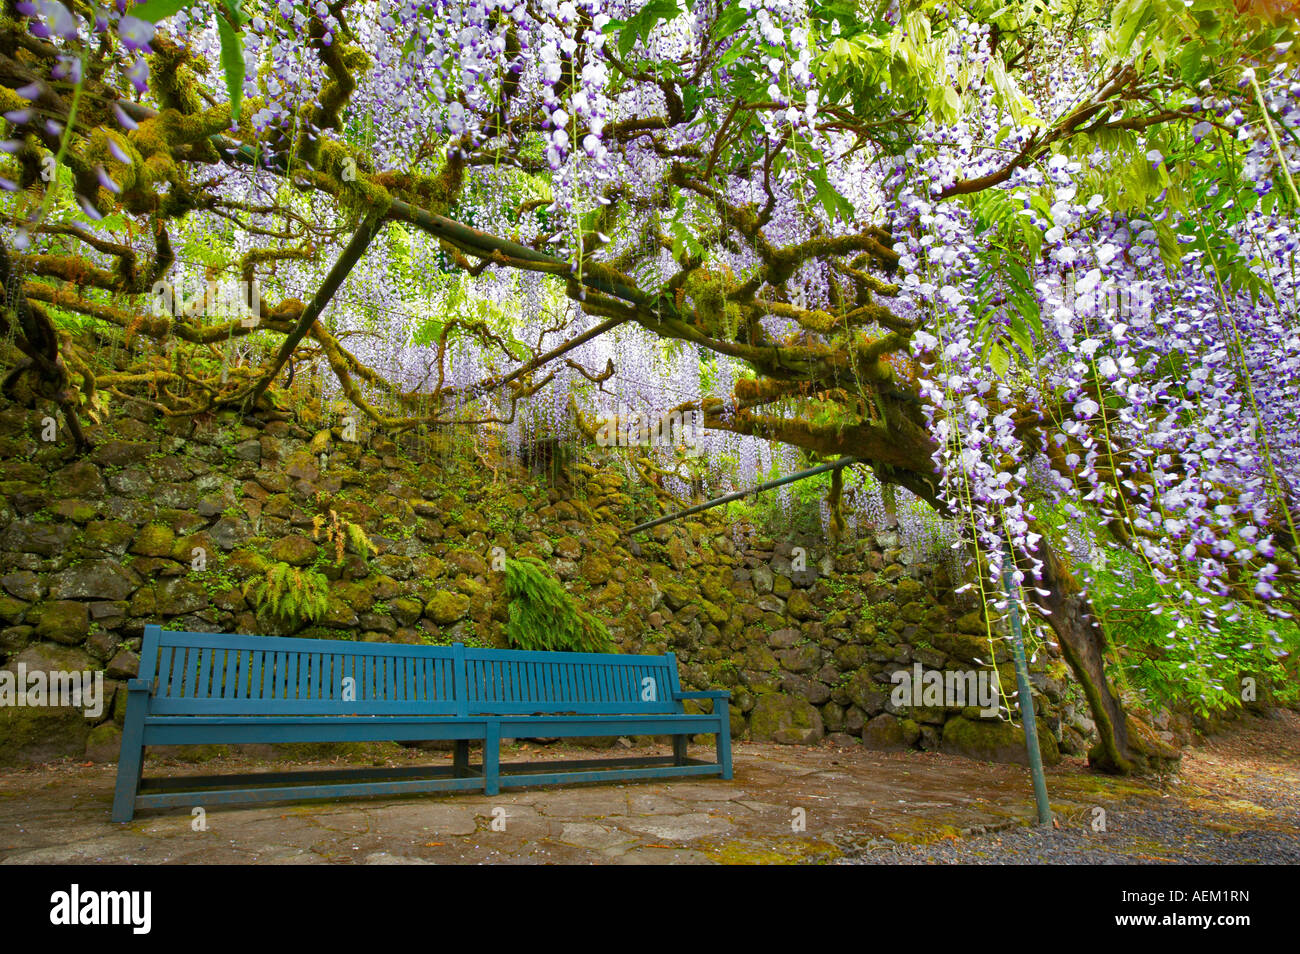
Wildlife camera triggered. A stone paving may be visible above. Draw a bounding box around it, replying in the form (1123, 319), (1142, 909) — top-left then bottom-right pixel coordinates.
(0, 738), (1169, 864)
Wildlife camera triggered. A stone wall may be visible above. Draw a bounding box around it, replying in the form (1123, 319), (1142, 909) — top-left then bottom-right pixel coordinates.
(0, 396), (1081, 767)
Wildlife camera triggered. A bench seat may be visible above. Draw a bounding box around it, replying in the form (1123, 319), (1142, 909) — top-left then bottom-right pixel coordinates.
(113, 626), (732, 821)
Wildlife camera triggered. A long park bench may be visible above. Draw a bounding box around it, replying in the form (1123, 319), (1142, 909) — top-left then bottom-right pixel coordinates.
(113, 625), (731, 822)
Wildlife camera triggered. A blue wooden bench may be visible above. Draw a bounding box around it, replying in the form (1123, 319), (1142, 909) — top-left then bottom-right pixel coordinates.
(113, 625), (731, 822)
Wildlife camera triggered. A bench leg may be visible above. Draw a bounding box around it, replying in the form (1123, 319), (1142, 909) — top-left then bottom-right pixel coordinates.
(483, 722), (500, 796)
(672, 734), (688, 766)
(112, 698), (147, 823)
(453, 739), (470, 777)
(715, 702), (733, 780)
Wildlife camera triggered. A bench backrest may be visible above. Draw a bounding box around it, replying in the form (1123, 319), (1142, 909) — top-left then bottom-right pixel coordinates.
(462, 647), (681, 715)
(138, 627), (683, 717)
(139, 628), (462, 716)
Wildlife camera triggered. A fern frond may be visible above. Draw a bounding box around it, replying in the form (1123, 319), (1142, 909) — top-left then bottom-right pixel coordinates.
(503, 557), (611, 653)
(249, 561), (330, 625)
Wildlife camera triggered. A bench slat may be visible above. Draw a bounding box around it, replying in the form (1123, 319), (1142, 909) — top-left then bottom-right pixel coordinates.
(195, 646), (213, 698)
(221, 648), (238, 699)
(163, 646), (180, 697)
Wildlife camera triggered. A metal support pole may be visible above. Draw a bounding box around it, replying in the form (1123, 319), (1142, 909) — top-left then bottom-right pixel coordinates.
(250, 211), (384, 406)
(1001, 539), (1053, 826)
(627, 457), (859, 535)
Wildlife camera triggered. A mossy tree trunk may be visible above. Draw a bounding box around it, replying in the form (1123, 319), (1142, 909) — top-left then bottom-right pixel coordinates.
(1028, 537), (1136, 773)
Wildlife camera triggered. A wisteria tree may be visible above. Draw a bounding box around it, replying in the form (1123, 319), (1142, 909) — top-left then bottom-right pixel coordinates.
(1, 0), (1297, 773)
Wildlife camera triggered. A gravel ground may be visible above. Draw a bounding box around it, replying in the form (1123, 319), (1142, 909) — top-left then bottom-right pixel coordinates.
(838, 709), (1300, 864)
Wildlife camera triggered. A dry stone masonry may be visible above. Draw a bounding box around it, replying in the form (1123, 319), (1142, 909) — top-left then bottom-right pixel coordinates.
(0, 397), (1081, 768)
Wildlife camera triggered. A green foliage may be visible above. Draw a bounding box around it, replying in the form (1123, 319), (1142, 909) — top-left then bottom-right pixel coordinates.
(962, 198), (1044, 381)
(1087, 544), (1300, 715)
(245, 562), (330, 625)
(502, 557), (612, 653)
(724, 464), (885, 541)
(1035, 496), (1300, 716)
(728, 479), (826, 539)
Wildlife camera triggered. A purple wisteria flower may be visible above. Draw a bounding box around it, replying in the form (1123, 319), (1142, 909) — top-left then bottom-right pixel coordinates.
(126, 57), (149, 95)
(118, 15), (155, 53)
(24, 1), (78, 40)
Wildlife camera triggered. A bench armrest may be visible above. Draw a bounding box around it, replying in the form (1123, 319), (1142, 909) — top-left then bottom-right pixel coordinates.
(126, 679), (152, 693)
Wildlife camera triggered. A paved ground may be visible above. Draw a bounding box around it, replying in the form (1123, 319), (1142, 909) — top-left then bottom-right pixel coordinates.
(1, 712), (1295, 864)
(843, 709), (1300, 864)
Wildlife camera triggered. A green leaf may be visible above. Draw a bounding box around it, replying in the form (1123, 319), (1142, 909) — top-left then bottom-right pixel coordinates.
(217, 17), (245, 124)
(220, 0), (244, 28)
(1179, 40), (1208, 85)
(682, 84), (702, 118)
(718, 39), (750, 69)
(1007, 315), (1034, 357)
(807, 164), (853, 224)
(988, 341), (1009, 378)
(617, 22), (639, 59)
(619, 0), (680, 58)
(128, 0), (192, 22)
(712, 6), (749, 41)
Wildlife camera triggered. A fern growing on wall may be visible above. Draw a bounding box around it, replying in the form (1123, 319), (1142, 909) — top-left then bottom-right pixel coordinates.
(503, 557), (612, 653)
(312, 509), (373, 565)
(345, 520), (372, 561)
(245, 562), (330, 624)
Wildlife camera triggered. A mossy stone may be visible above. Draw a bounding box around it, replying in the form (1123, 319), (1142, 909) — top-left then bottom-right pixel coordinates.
(224, 548), (269, 581)
(32, 601), (89, 644)
(749, 693), (824, 744)
(0, 704), (91, 765)
(390, 597), (424, 627)
(861, 713), (906, 750)
(661, 582), (693, 611)
(698, 598), (729, 626)
(0, 594), (27, 626)
(932, 630), (988, 663)
(268, 534), (319, 566)
(786, 590), (816, 619)
(941, 714), (1060, 766)
(130, 523), (176, 557)
(50, 460), (106, 498)
(85, 722), (123, 762)
(579, 554), (612, 586)
(425, 591), (471, 625)
(52, 499), (99, 522)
